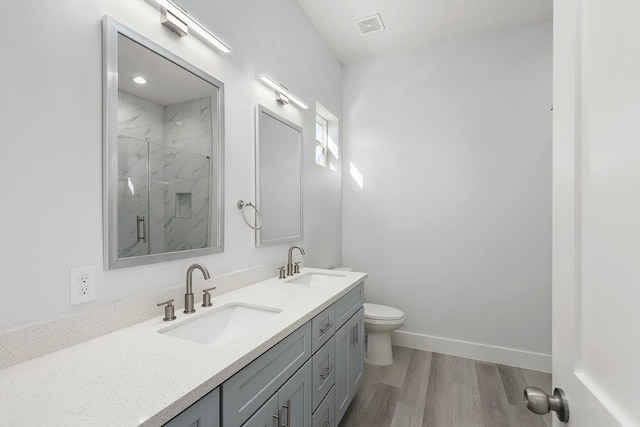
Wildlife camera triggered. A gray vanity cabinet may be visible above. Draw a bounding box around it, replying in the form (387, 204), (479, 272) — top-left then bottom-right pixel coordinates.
(334, 306), (364, 426)
(163, 387), (220, 427)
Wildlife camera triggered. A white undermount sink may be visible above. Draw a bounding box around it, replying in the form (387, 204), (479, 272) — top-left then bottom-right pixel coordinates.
(159, 303), (282, 346)
(286, 272), (346, 287)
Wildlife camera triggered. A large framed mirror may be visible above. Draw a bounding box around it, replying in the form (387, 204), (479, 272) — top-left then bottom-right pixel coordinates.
(103, 17), (224, 269)
(255, 105), (302, 246)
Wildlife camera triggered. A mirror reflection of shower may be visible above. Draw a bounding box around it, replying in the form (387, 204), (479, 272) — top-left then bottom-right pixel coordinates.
(117, 91), (213, 258)
(104, 21), (224, 269)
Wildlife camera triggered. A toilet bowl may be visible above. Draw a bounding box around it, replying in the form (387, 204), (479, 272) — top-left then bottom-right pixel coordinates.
(364, 303), (406, 366)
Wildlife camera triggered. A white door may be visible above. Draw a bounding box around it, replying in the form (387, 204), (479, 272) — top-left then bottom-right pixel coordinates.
(552, 0), (640, 425)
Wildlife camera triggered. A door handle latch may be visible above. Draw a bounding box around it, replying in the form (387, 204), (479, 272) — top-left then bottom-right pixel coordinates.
(524, 387), (569, 422)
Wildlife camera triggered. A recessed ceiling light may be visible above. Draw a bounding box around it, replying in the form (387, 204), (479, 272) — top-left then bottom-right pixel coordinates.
(131, 75), (147, 85)
(354, 14), (385, 36)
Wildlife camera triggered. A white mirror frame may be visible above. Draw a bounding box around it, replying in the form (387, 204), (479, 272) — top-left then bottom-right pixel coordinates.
(255, 105), (303, 247)
(103, 16), (225, 269)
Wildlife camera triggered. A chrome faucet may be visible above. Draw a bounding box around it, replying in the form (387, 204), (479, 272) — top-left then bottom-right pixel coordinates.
(287, 245), (305, 276)
(184, 263), (210, 314)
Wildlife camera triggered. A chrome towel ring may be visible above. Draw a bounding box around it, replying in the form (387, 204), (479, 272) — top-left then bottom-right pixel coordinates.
(237, 200), (263, 230)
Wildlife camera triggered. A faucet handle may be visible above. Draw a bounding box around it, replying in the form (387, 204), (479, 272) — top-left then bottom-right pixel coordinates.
(294, 262), (301, 274)
(157, 299), (177, 321)
(279, 266), (286, 279)
(202, 287), (216, 307)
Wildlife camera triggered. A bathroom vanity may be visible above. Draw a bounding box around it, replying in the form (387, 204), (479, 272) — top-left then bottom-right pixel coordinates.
(0, 268), (366, 426)
(166, 281), (364, 427)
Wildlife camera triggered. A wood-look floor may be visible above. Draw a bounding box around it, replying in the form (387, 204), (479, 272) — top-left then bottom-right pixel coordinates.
(340, 346), (552, 427)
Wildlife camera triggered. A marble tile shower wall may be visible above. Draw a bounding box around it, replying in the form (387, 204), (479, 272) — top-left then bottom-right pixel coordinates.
(159, 96), (213, 252)
(163, 96), (213, 157)
(116, 91), (213, 257)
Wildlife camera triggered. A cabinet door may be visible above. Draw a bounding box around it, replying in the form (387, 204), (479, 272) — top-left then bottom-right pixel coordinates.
(334, 315), (352, 425)
(242, 393), (279, 427)
(334, 307), (365, 426)
(164, 387), (219, 427)
(278, 360), (312, 427)
(348, 307), (364, 396)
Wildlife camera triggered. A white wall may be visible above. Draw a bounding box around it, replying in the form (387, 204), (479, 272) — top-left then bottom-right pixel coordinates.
(342, 23), (552, 362)
(0, 0), (342, 332)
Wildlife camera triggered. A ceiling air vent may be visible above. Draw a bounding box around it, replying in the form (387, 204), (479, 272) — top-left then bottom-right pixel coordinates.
(354, 14), (385, 36)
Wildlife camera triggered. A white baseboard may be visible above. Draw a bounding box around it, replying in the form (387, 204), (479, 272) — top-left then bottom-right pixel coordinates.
(391, 330), (551, 373)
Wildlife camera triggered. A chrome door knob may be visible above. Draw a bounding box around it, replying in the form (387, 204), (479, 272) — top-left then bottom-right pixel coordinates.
(524, 387), (570, 422)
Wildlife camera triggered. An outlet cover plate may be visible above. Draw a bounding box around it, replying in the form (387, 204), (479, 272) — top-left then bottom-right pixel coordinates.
(70, 265), (97, 305)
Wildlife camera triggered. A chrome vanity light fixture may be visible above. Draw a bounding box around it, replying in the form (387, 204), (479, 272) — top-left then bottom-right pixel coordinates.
(151, 0), (231, 53)
(259, 75), (309, 110)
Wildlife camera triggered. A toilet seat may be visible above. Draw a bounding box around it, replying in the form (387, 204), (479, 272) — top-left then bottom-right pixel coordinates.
(364, 303), (405, 322)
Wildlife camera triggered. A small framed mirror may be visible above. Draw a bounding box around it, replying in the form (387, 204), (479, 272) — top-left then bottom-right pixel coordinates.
(103, 17), (224, 269)
(255, 105), (303, 246)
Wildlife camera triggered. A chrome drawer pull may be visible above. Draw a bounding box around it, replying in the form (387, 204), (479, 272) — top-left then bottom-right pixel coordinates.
(320, 365), (334, 380)
(273, 410), (282, 427)
(320, 322), (333, 335)
(282, 399), (291, 427)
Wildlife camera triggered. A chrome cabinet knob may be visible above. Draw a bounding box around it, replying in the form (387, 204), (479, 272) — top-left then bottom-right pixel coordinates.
(524, 387), (569, 422)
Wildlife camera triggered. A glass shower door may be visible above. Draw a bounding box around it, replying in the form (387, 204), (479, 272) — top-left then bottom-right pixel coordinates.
(117, 135), (150, 257)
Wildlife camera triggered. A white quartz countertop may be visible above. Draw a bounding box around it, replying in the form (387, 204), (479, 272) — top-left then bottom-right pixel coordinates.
(0, 268), (367, 426)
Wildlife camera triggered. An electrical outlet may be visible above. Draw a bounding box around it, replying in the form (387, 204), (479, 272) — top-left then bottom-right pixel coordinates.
(70, 266), (97, 305)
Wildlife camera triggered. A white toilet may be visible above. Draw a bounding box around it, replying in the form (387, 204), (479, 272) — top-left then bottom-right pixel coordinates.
(364, 303), (406, 366)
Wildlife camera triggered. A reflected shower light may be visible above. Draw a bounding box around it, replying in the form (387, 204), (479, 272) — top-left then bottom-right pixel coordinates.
(131, 75), (147, 85)
(350, 162), (364, 189)
(127, 177), (135, 195)
(259, 75), (309, 110)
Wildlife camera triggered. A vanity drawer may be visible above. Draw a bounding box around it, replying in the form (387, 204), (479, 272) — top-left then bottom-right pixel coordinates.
(312, 386), (335, 427)
(311, 305), (335, 353)
(222, 322), (311, 426)
(334, 282), (364, 329)
(312, 337), (335, 411)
